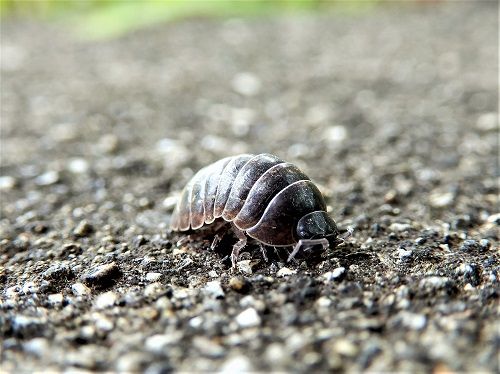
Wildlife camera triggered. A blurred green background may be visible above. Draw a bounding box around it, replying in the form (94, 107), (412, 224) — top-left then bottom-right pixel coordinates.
(0, 0), (387, 40)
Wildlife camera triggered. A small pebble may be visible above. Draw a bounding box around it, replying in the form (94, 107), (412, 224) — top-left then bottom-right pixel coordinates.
(72, 282), (91, 296)
(23, 338), (49, 357)
(67, 158), (89, 174)
(162, 195), (178, 210)
(333, 339), (358, 357)
(389, 223), (412, 232)
(235, 307), (261, 328)
(486, 213), (500, 224)
(192, 336), (225, 358)
(82, 262), (121, 287)
(415, 237), (426, 245)
(419, 276), (453, 290)
(208, 270), (218, 278)
(47, 293), (64, 306)
(237, 260), (253, 275)
(228, 276), (251, 294)
(324, 125), (347, 144)
(479, 239), (491, 250)
(476, 112), (497, 131)
(145, 272), (162, 282)
(231, 72), (261, 96)
(0, 175), (16, 190)
(144, 282), (170, 299)
(73, 220), (94, 237)
(220, 355), (253, 373)
(397, 247), (413, 261)
(276, 267), (297, 277)
(35, 171), (59, 186)
(95, 316), (114, 333)
(203, 281), (225, 299)
(323, 267), (346, 281)
(22, 282), (39, 295)
(12, 315), (46, 338)
(399, 312), (427, 330)
(460, 239), (480, 252)
(94, 291), (118, 309)
(42, 263), (73, 280)
(429, 191), (455, 208)
(98, 134), (119, 154)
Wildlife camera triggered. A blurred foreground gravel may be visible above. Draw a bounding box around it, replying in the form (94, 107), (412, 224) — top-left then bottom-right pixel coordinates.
(1, 2), (498, 372)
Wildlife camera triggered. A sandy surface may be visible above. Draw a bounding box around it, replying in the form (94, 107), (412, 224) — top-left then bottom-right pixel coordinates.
(1, 2), (498, 372)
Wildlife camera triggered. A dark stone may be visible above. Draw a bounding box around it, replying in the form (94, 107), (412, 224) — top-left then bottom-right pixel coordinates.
(81, 262), (121, 288)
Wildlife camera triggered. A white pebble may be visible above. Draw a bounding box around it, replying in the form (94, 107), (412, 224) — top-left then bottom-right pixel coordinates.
(145, 272), (162, 282)
(231, 72), (261, 96)
(237, 260), (253, 275)
(324, 125), (347, 143)
(204, 280), (225, 299)
(35, 171), (59, 186)
(476, 112), (497, 131)
(208, 270), (218, 278)
(323, 267), (346, 281)
(94, 291), (118, 309)
(47, 293), (64, 305)
(235, 307), (261, 328)
(397, 247), (413, 260)
(162, 195), (178, 210)
(429, 191), (454, 208)
(400, 312), (427, 330)
(67, 158), (89, 174)
(220, 355), (254, 373)
(389, 222), (412, 232)
(276, 267), (297, 277)
(0, 176), (16, 190)
(71, 282), (91, 296)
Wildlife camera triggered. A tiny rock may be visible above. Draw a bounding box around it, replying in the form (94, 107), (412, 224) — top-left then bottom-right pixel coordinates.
(82, 262), (121, 287)
(397, 247), (413, 261)
(460, 239), (480, 252)
(35, 171), (59, 186)
(145, 272), (162, 282)
(429, 191), (455, 208)
(203, 281), (225, 299)
(47, 293), (64, 306)
(228, 276), (251, 294)
(0, 176), (16, 190)
(276, 267), (297, 277)
(73, 220), (94, 237)
(389, 223), (412, 232)
(72, 282), (91, 296)
(67, 158), (89, 174)
(235, 307), (261, 328)
(94, 291), (118, 309)
(237, 260), (253, 275)
(419, 276), (453, 291)
(231, 72), (261, 96)
(323, 267), (346, 281)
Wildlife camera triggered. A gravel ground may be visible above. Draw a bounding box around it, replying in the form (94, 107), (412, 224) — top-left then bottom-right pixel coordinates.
(1, 2), (498, 372)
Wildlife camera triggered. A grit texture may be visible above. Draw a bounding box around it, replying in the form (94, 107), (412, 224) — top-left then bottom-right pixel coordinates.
(1, 2), (498, 372)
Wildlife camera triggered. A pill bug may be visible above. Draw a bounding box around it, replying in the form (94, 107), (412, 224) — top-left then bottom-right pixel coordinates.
(170, 153), (340, 266)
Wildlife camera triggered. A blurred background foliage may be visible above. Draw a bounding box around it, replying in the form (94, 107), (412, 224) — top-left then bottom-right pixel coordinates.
(0, 0), (387, 39)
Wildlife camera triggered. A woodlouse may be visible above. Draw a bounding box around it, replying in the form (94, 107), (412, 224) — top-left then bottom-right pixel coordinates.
(170, 153), (340, 266)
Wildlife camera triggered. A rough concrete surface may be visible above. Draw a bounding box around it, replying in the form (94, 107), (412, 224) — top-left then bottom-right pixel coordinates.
(1, 2), (498, 372)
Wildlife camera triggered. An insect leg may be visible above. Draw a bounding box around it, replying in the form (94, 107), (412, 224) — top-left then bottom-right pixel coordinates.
(211, 234), (221, 251)
(231, 237), (247, 268)
(287, 238), (329, 262)
(258, 242), (268, 262)
(231, 223), (247, 268)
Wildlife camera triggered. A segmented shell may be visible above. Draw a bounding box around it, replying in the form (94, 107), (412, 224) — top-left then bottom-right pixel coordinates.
(170, 153), (327, 246)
